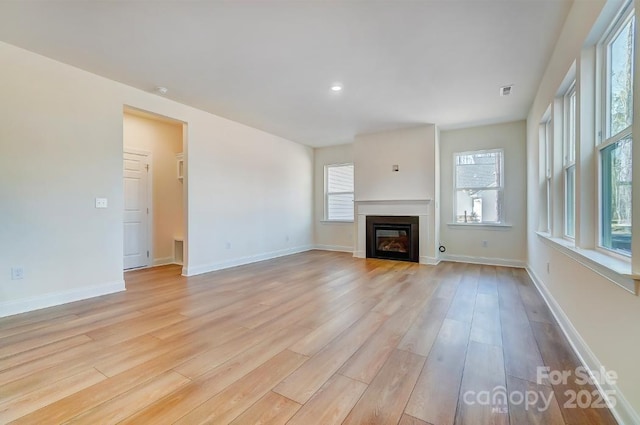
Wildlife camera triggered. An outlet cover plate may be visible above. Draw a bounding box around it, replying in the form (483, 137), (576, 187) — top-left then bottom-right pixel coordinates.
(11, 267), (24, 280)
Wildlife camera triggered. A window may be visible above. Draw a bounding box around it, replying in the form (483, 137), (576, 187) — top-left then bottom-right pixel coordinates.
(454, 149), (504, 224)
(325, 163), (354, 221)
(599, 6), (634, 255)
(544, 120), (552, 233)
(564, 83), (576, 238)
(539, 115), (552, 233)
(535, 2), (638, 293)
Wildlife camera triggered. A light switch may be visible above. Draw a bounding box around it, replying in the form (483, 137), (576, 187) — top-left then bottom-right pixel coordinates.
(95, 198), (108, 208)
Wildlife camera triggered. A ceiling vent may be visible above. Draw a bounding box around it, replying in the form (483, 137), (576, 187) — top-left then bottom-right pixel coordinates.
(500, 85), (513, 96)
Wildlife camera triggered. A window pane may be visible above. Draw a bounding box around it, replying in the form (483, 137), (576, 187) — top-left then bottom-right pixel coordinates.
(567, 90), (576, 164)
(326, 164), (354, 221)
(327, 164), (354, 193)
(455, 189), (501, 223)
(601, 137), (632, 254)
(455, 151), (502, 189)
(545, 121), (552, 178)
(608, 16), (635, 137)
(565, 165), (575, 238)
(327, 193), (354, 221)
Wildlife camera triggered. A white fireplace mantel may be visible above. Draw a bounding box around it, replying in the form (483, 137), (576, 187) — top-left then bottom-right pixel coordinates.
(353, 199), (438, 265)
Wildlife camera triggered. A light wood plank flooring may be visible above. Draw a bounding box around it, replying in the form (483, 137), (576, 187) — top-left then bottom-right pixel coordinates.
(0, 251), (618, 424)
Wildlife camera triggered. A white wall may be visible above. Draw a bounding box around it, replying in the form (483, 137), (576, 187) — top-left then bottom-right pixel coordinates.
(439, 121), (526, 266)
(313, 143), (354, 252)
(0, 41), (313, 316)
(123, 112), (184, 265)
(526, 0), (640, 421)
(186, 113), (313, 275)
(354, 125), (437, 201)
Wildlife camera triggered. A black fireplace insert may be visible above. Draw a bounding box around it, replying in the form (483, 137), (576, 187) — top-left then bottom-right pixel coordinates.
(366, 216), (419, 262)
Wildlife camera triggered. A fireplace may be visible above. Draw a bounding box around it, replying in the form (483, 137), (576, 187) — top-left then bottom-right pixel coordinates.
(366, 216), (419, 262)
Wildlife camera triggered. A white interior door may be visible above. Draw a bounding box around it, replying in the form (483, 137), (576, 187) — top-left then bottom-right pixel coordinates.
(123, 151), (150, 270)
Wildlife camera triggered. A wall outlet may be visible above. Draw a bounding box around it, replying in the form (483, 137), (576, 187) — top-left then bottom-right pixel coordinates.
(11, 267), (24, 280)
(481, 240), (488, 248)
(95, 198), (108, 208)
(225, 242), (231, 250)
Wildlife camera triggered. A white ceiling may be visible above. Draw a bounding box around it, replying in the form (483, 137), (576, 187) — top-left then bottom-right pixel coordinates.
(0, 1), (572, 147)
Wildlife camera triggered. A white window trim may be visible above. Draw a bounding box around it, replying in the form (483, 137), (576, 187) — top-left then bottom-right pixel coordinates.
(447, 222), (512, 229)
(563, 82), (577, 240)
(537, 232), (639, 294)
(539, 113), (552, 234)
(324, 163), (354, 222)
(600, 3), (635, 142)
(596, 3), (635, 258)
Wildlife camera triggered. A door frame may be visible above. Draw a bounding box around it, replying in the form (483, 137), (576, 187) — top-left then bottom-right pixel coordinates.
(123, 147), (153, 269)
(123, 104), (188, 275)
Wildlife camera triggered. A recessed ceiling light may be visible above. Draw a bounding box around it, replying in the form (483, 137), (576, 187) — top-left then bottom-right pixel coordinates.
(331, 84), (343, 92)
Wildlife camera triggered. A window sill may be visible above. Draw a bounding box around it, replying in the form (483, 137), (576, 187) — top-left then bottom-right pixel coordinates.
(447, 222), (512, 230)
(320, 220), (354, 224)
(536, 232), (639, 295)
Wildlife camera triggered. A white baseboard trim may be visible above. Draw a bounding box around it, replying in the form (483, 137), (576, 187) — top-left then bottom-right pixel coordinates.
(0, 280), (126, 318)
(440, 254), (525, 268)
(526, 267), (640, 425)
(420, 255), (441, 266)
(152, 257), (175, 267)
(314, 244), (354, 253)
(183, 245), (314, 276)
(353, 250), (365, 259)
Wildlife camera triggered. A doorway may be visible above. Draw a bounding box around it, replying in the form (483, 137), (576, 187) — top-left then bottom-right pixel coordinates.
(123, 107), (186, 271)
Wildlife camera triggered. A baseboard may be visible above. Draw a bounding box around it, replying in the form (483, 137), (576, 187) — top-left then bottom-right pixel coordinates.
(314, 244), (354, 253)
(353, 250), (365, 259)
(440, 254), (525, 268)
(526, 267), (640, 425)
(420, 255), (441, 265)
(183, 245), (314, 276)
(152, 256), (175, 266)
(0, 280), (126, 318)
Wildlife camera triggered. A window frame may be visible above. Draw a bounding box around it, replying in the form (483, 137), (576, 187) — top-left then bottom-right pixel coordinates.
(545, 120), (553, 234)
(453, 148), (505, 225)
(563, 82), (577, 239)
(324, 163), (355, 222)
(539, 113), (552, 234)
(601, 5), (635, 143)
(596, 4), (635, 258)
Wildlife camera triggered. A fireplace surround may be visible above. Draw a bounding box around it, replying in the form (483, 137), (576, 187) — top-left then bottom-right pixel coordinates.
(366, 215), (419, 262)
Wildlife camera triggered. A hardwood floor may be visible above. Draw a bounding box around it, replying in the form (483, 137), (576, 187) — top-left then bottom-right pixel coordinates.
(0, 251), (618, 424)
